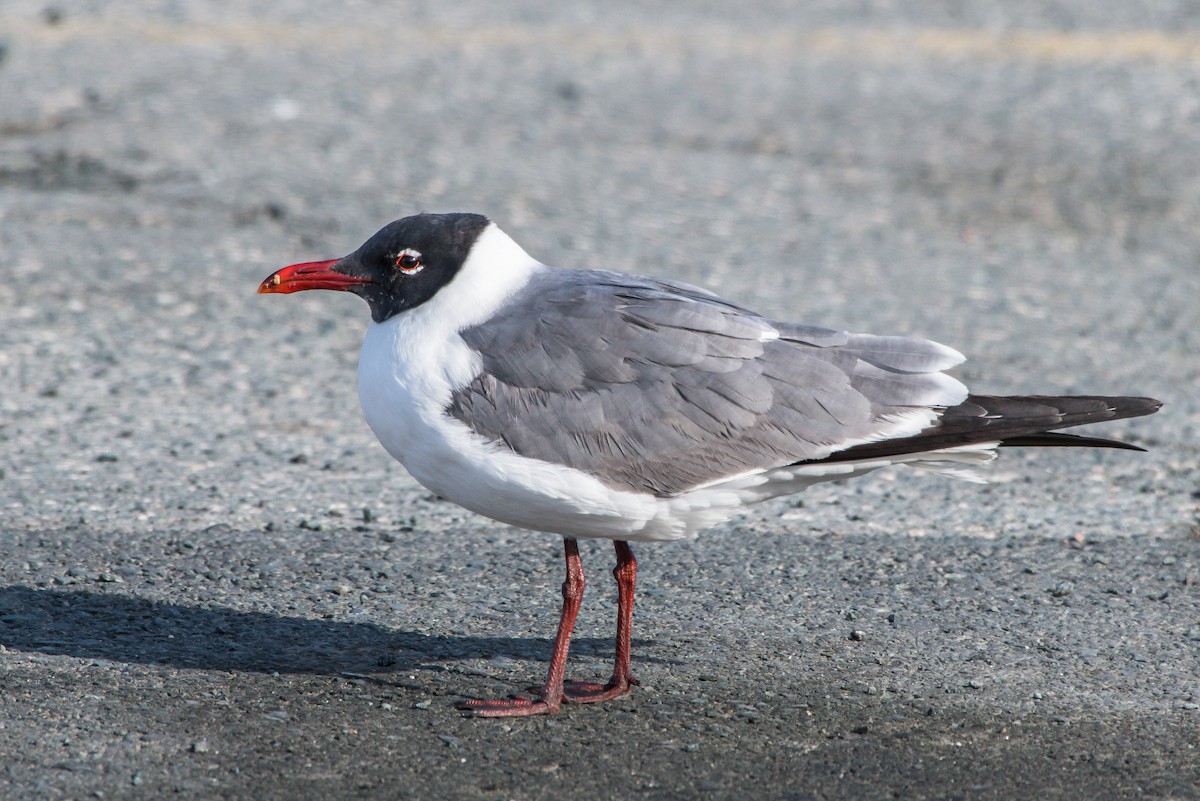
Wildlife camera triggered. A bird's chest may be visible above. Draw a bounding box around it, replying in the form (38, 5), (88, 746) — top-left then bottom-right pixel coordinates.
(356, 317), (481, 476)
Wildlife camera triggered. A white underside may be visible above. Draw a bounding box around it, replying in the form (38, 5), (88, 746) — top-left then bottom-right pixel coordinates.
(354, 223), (999, 543)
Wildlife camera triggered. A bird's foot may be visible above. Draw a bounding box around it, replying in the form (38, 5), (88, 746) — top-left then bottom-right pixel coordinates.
(563, 674), (638, 704)
(456, 694), (562, 718)
(456, 673), (638, 715)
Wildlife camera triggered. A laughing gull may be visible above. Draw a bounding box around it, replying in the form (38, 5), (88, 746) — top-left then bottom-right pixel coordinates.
(258, 212), (1161, 717)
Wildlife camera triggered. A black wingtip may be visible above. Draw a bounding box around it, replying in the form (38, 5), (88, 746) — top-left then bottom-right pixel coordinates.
(998, 432), (1149, 451)
(804, 393), (1162, 465)
(992, 395), (1161, 452)
(1115, 396), (1163, 419)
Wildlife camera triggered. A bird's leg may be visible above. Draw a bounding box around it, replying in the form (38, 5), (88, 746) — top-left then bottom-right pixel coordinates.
(563, 540), (639, 702)
(457, 538), (585, 717)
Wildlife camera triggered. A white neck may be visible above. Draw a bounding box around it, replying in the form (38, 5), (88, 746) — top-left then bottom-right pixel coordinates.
(423, 222), (543, 333)
(356, 222), (547, 459)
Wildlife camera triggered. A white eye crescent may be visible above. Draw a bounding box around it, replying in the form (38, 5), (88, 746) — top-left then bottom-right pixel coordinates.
(395, 248), (423, 274)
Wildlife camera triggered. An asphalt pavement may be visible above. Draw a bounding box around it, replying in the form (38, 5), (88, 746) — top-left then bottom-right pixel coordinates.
(1, 2), (1198, 799)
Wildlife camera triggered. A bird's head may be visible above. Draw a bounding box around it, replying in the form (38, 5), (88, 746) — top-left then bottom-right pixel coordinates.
(258, 212), (490, 323)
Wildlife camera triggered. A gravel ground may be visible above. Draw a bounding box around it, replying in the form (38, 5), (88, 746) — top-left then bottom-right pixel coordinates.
(1, 2), (1198, 799)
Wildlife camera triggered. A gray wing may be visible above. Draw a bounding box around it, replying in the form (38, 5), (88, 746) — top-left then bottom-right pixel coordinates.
(449, 269), (966, 496)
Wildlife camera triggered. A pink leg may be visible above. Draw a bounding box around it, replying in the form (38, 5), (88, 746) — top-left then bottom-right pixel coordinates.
(457, 538), (585, 717)
(458, 540), (640, 716)
(563, 540), (638, 703)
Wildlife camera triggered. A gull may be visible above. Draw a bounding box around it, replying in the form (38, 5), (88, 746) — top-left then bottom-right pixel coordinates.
(259, 212), (1160, 716)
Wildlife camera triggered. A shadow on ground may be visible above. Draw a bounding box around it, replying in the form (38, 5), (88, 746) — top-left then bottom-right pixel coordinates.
(0, 585), (665, 676)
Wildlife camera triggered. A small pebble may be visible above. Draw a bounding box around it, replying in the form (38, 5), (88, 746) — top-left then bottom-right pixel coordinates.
(849, 630), (866, 642)
(1050, 581), (1074, 598)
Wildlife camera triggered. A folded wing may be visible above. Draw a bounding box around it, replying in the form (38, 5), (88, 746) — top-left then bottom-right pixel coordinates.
(449, 270), (972, 496)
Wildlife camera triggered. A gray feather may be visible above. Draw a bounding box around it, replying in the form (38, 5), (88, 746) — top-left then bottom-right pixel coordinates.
(449, 269), (965, 496)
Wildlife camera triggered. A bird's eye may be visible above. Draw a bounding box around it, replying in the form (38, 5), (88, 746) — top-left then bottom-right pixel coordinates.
(394, 248), (423, 275)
